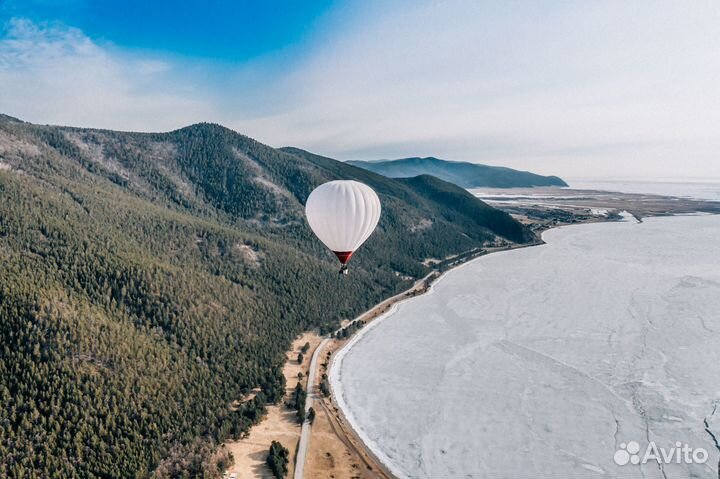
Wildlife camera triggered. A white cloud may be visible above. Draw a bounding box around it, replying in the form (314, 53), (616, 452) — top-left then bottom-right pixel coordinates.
(230, 0), (720, 179)
(0, 18), (215, 131)
(1, 3), (719, 180)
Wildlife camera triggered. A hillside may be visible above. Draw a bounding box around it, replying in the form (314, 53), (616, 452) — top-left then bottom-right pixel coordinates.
(0, 117), (533, 478)
(348, 157), (568, 188)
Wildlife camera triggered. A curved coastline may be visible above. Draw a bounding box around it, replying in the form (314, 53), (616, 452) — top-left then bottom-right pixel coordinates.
(327, 234), (556, 478)
(328, 298), (410, 478)
(326, 213), (720, 479)
(326, 214), (644, 478)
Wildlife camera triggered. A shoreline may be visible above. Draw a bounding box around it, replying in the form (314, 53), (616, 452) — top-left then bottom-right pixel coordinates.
(228, 209), (643, 476)
(325, 212), (720, 479)
(327, 246), (552, 479)
(221, 187), (719, 477)
(324, 215), (630, 479)
(224, 210), (623, 477)
(286, 239), (548, 478)
(226, 209), (714, 477)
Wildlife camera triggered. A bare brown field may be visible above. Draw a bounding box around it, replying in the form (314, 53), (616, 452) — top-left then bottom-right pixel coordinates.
(222, 332), (322, 478)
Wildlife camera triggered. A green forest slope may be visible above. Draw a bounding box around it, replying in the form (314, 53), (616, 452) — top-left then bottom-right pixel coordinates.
(0, 117), (534, 478)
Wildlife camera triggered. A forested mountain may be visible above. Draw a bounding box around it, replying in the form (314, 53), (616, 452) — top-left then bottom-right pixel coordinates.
(348, 157), (568, 188)
(0, 116), (533, 478)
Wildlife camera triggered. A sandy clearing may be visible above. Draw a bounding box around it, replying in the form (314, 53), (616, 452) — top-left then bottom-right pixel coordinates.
(223, 332), (322, 478)
(303, 339), (394, 479)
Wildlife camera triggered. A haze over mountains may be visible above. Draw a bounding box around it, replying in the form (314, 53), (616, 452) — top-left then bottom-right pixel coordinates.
(348, 157), (568, 189)
(0, 114), (533, 478)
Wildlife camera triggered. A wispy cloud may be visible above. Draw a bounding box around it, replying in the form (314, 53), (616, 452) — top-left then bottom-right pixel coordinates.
(231, 0), (720, 178)
(1, 1), (719, 179)
(0, 18), (215, 131)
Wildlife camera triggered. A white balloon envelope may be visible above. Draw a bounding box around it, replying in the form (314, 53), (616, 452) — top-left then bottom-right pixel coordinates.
(305, 180), (381, 273)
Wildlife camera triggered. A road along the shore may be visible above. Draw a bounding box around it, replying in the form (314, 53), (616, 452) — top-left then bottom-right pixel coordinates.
(293, 272), (437, 478)
(293, 337), (329, 479)
(293, 241), (551, 478)
(324, 242), (557, 478)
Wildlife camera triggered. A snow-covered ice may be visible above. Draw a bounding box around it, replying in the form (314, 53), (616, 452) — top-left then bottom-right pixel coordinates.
(569, 180), (720, 202)
(331, 215), (720, 478)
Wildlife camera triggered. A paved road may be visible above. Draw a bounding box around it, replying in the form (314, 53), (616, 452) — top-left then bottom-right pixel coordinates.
(292, 272), (436, 478)
(293, 337), (329, 479)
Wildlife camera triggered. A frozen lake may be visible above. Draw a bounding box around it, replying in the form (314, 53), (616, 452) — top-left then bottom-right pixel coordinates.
(331, 215), (720, 478)
(569, 179), (720, 202)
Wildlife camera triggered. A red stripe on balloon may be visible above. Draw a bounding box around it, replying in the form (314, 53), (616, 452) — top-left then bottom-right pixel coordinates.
(333, 251), (353, 264)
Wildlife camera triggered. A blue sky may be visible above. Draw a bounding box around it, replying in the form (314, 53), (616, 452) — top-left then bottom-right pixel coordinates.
(1, 0), (336, 60)
(1, 0), (719, 179)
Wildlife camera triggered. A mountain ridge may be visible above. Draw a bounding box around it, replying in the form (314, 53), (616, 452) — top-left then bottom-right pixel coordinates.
(348, 156), (568, 189)
(0, 115), (533, 478)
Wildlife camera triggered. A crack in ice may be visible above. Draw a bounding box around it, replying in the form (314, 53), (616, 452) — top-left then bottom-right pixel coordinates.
(703, 402), (720, 479)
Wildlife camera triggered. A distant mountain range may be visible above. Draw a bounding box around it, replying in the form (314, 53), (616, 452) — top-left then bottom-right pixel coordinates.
(347, 157), (568, 189)
(0, 114), (534, 477)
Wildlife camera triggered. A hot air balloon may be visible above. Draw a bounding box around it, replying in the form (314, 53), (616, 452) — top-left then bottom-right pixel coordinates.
(305, 180), (381, 274)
